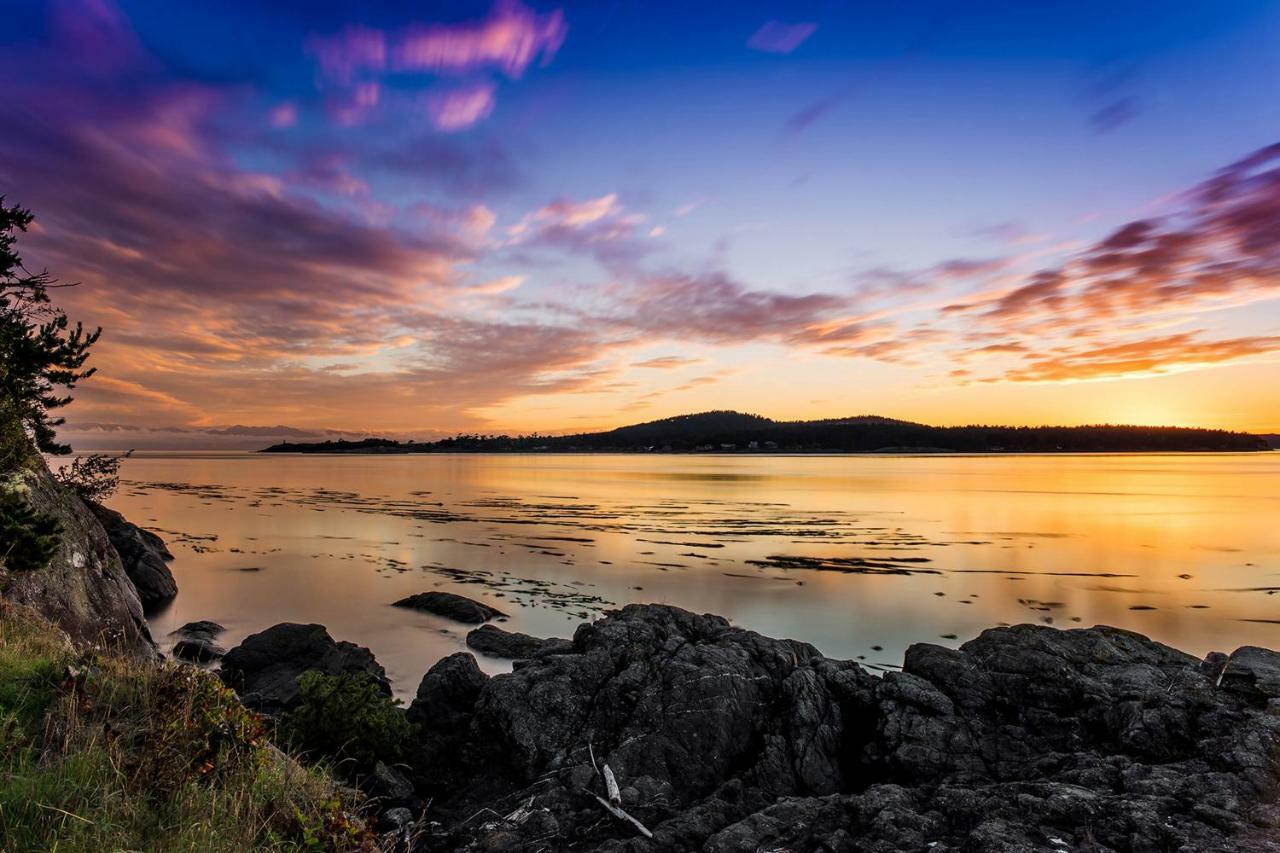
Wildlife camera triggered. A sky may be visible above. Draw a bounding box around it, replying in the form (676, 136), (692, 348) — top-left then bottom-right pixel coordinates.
(3, 0), (1280, 448)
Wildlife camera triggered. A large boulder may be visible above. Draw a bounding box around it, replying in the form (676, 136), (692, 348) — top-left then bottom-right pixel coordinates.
(407, 652), (490, 791)
(465, 624), (571, 659)
(392, 591), (505, 624)
(412, 605), (1280, 853)
(1, 443), (155, 659)
(85, 500), (176, 609)
(219, 622), (390, 714)
(468, 605), (871, 802)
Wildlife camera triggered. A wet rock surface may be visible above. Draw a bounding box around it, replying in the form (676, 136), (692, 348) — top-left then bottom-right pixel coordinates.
(405, 604), (1280, 853)
(172, 619), (225, 642)
(85, 499), (177, 609)
(170, 623), (228, 662)
(393, 591), (506, 624)
(219, 622), (390, 714)
(465, 624), (572, 659)
(172, 636), (226, 662)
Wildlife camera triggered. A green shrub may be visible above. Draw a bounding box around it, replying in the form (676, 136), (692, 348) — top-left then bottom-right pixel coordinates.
(53, 450), (133, 502)
(0, 603), (375, 851)
(280, 671), (413, 771)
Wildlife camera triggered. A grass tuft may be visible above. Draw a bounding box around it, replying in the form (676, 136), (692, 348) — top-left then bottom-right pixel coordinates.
(0, 601), (378, 852)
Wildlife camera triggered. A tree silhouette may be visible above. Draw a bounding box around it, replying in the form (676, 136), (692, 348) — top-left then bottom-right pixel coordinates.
(0, 199), (100, 456)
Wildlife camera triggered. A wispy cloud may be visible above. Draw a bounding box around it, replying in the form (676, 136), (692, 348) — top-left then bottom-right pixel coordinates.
(747, 21), (816, 55)
(0, 0), (608, 436)
(306, 1), (565, 132)
(995, 333), (1280, 383)
(425, 82), (497, 131)
(945, 143), (1280, 332)
(308, 2), (566, 83)
(632, 356), (704, 369)
(613, 273), (847, 344)
(393, 2), (567, 78)
(506, 192), (651, 269)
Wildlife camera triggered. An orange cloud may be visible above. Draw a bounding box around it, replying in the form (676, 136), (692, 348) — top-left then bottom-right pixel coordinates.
(995, 333), (1280, 383)
(632, 356), (704, 369)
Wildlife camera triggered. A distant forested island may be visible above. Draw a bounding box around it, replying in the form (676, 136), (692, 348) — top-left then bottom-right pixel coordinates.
(261, 411), (1272, 454)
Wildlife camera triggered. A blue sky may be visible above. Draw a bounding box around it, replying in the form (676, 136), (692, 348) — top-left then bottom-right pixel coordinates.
(2, 0), (1279, 446)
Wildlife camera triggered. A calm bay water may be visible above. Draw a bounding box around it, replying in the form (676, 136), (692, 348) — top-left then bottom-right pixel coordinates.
(99, 452), (1279, 698)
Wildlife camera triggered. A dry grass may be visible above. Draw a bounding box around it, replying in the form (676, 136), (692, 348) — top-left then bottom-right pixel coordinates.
(0, 602), (377, 852)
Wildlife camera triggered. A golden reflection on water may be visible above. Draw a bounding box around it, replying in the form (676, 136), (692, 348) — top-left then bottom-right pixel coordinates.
(101, 452), (1280, 699)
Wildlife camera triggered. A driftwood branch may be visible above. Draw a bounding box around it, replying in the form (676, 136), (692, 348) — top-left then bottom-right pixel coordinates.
(583, 744), (652, 838)
(603, 764), (621, 804)
(591, 793), (653, 839)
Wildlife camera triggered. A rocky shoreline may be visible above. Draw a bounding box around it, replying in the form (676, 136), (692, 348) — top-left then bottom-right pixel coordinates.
(214, 602), (1280, 852)
(8, 449), (1280, 851)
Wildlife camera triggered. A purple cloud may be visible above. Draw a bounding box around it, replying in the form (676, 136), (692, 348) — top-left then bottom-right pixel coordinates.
(747, 21), (817, 55)
(425, 83), (497, 131)
(394, 1), (567, 78)
(308, 1), (567, 83)
(614, 273), (847, 344)
(307, 26), (387, 85)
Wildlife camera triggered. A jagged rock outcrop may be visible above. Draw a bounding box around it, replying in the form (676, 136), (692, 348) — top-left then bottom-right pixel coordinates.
(219, 622), (390, 714)
(1, 446), (155, 659)
(466, 624), (572, 659)
(410, 604), (1280, 853)
(85, 500), (176, 609)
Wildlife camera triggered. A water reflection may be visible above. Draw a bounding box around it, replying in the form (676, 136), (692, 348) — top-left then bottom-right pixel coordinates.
(102, 452), (1280, 699)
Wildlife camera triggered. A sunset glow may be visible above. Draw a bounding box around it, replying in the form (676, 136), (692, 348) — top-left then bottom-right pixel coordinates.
(3, 0), (1279, 447)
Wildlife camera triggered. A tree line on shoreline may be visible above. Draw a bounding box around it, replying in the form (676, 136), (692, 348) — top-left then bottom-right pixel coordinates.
(262, 410), (1271, 454)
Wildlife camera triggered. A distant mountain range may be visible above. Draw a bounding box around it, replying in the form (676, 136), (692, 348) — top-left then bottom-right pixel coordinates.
(260, 410), (1272, 454)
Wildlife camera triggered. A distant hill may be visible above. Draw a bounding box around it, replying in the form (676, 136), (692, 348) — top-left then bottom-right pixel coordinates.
(261, 410), (1272, 454)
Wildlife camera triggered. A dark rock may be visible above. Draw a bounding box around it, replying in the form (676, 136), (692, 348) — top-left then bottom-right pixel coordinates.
(469, 606), (871, 803)
(370, 760), (417, 808)
(1202, 650), (1231, 682)
(408, 652), (489, 728)
(407, 652), (488, 791)
(85, 500), (176, 609)
(2, 448), (155, 658)
(1220, 646), (1280, 700)
(381, 806), (414, 834)
(393, 591), (505, 624)
(465, 624), (572, 659)
(172, 620), (225, 643)
(421, 605), (876, 850)
(172, 637), (225, 663)
(219, 622), (390, 714)
(411, 604), (1280, 853)
(171, 623), (226, 663)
